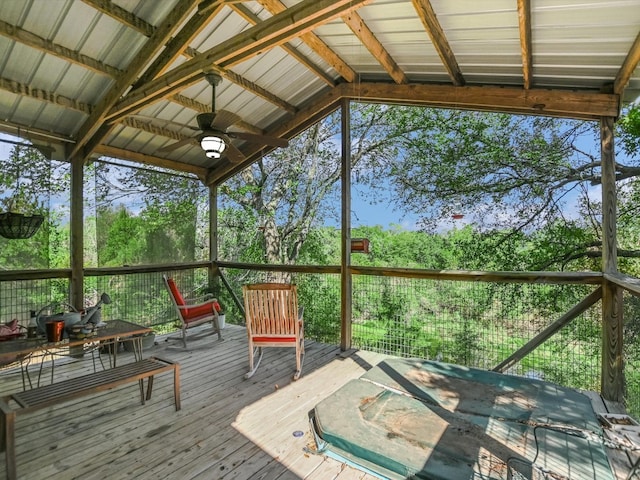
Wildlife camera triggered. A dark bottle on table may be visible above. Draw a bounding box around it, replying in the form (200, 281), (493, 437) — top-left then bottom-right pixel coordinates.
(27, 310), (38, 338)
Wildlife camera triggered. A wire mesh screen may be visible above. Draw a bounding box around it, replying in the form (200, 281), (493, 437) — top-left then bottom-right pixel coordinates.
(0, 277), (71, 328)
(216, 268), (341, 344)
(351, 276), (603, 393)
(85, 268), (211, 330)
(90, 161), (208, 267)
(623, 289), (640, 419)
(0, 147), (69, 269)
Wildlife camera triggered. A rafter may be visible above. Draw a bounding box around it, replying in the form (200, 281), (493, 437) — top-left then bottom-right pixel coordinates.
(198, 0), (248, 16)
(107, 0), (370, 122)
(0, 76), (93, 115)
(118, 116), (189, 142)
(517, 0), (533, 89)
(0, 120), (74, 149)
(207, 82), (621, 183)
(336, 82), (619, 120)
(341, 11), (407, 84)
(208, 87), (344, 184)
(81, 0), (155, 37)
(179, 52), (297, 114)
(410, 0), (464, 86)
(614, 30), (640, 95)
(0, 19), (120, 78)
(255, 0), (356, 82)
(76, 0), (300, 117)
(231, 3), (335, 87)
(133, 5), (222, 88)
(93, 144), (208, 179)
(71, 0), (200, 160)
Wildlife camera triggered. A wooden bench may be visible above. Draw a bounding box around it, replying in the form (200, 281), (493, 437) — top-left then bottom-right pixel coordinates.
(1, 356), (180, 480)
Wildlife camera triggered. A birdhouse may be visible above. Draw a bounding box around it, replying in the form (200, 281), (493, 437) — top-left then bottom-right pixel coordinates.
(350, 238), (370, 253)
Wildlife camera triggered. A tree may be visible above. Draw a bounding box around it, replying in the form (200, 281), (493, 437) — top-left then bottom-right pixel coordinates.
(0, 144), (68, 269)
(219, 103), (447, 268)
(93, 161), (207, 265)
(357, 103), (640, 271)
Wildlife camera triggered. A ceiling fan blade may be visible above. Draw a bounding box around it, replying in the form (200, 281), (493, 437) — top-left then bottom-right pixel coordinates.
(157, 136), (197, 152)
(211, 110), (241, 131)
(229, 131), (289, 148)
(224, 143), (245, 163)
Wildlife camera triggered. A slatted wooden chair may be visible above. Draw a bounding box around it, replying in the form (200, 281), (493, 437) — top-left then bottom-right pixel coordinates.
(163, 274), (222, 348)
(242, 283), (304, 380)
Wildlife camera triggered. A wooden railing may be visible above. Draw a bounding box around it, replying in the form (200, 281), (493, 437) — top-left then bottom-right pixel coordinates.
(2, 263), (638, 418)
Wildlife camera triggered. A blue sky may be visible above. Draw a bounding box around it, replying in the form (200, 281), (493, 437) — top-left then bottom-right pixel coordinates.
(0, 129), (605, 232)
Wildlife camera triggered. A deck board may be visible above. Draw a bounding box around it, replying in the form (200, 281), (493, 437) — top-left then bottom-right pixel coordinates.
(1, 325), (385, 479)
(0, 324), (635, 479)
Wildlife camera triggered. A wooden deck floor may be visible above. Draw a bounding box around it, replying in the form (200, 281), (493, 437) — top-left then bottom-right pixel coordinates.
(1, 325), (386, 480)
(1, 324), (637, 480)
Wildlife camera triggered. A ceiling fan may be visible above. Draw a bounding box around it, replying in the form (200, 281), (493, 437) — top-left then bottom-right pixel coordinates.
(158, 72), (288, 162)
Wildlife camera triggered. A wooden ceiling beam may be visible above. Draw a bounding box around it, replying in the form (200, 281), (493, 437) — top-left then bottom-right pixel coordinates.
(118, 116), (188, 142)
(0, 7), (295, 123)
(179, 54), (297, 114)
(614, 30), (640, 96)
(78, 1), (298, 114)
(337, 83), (620, 120)
(169, 94), (262, 133)
(81, 0), (155, 37)
(341, 11), (408, 84)
(256, 0), (356, 82)
(93, 144), (208, 179)
(0, 76), (93, 115)
(212, 67), (297, 114)
(231, 3), (335, 87)
(207, 87), (343, 184)
(71, 0), (200, 160)
(517, 0), (533, 90)
(0, 19), (120, 78)
(206, 81), (621, 184)
(108, 0), (369, 121)
(411, 0), (465, 86)
(0, 120), (74, 149)
(133, 5), (223, 88)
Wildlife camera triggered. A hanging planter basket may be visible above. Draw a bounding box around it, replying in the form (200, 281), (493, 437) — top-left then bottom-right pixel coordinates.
(0, 212), (44, 239)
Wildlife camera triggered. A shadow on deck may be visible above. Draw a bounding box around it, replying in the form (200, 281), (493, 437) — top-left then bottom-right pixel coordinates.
(0, 324), (637, 479)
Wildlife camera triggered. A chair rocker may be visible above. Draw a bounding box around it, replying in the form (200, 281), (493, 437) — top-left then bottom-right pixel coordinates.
(242, 283), (304, 380)
(163, 274), (222, 348)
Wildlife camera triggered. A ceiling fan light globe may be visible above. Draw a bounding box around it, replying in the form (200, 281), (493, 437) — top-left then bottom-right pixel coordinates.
(200, 135), (226, 159)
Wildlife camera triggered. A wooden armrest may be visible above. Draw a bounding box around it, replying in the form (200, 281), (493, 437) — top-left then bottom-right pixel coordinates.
(185, 294), (215, 304)
(176, 298), (218, 310)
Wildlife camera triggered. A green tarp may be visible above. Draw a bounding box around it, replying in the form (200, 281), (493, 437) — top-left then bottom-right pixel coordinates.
(310, 359), (613, 480)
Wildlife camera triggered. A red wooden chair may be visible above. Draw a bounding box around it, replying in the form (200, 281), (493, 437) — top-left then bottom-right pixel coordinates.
(163, 275), (222, 348)
(242, 283), (304, 380)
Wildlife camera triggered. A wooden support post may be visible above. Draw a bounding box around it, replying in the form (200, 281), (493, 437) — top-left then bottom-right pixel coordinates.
(600, 115), (624, 402)
(209, 184), (218, 291)
(69, 154), (84, 311)
(340, 99), (352, 351)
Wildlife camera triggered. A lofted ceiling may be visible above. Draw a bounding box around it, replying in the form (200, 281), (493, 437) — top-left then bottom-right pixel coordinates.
(0, 0), (639, 185)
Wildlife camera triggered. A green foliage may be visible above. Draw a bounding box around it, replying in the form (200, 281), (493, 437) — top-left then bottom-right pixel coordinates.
(618, 103), (640, 155)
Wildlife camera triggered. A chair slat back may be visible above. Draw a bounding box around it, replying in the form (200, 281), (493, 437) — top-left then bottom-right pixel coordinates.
(243, 283), (299, 336)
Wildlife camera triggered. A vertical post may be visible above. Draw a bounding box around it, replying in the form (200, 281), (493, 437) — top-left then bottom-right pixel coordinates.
(69, 154), (84, 311)
(340, 99), (352, 351)
(600, 116), (624, 402)
(209, 184), (218, 291)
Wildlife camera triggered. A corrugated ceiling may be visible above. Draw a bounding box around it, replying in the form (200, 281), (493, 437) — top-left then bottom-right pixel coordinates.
(0, 0), (638, 183)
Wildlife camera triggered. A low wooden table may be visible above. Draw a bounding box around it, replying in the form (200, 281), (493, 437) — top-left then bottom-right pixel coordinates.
(0, 319), (152, 388)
